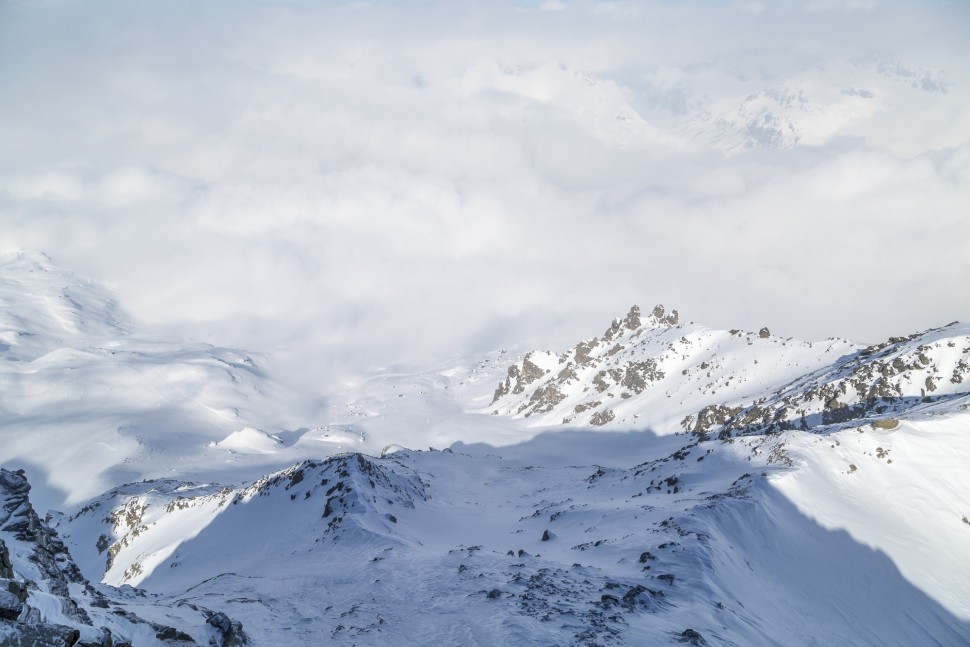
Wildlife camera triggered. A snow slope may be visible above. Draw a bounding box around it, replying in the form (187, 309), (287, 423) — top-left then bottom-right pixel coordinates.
(0, 251), (326, 511)
(55, 440), (970, 645)
(2, 255), (969, 645)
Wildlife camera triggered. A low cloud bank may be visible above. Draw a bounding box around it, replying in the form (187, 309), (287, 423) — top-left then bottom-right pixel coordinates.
(1, 0), (967, 387)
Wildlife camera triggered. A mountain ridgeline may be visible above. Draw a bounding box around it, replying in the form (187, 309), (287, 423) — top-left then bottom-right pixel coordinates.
(488, 304), (970, 438)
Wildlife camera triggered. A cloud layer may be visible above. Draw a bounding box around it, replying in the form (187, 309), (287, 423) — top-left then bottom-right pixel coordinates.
(1, 0), (968, 385)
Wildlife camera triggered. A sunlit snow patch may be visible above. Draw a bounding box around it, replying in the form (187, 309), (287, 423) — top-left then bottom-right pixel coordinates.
(209, 427), (282, 454)
(316, 424), (366, 445)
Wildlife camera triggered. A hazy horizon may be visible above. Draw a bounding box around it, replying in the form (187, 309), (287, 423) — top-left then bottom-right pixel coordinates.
(2, 0), (968, 384)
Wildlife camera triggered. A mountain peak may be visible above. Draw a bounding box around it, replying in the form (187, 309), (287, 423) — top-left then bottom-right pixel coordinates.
(603, 305), (679, 343)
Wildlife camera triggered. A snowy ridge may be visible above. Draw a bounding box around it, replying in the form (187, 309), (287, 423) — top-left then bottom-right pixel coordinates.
(487, 304), (970, 440)
(686, 321), (970, 438)
(60, 454), (428, 590)
(487, 304), (859, 433)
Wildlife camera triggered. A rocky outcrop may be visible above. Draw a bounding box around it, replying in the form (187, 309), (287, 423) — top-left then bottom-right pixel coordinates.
(0, 469), (90, 613)
(649, 305), (679, 327)
(490, 305), (969, 437)
(0, 580), (26, 620)
(206, 611), (248, 646)
(1, 467), (245, 646)
(0, 468), (111, 643)
(492, 353), (551, 403)
(491, 305), (676, 422)
(685, 325), (970, 438)
(2, 622), (81, 646)
(0, 538), (12, 578)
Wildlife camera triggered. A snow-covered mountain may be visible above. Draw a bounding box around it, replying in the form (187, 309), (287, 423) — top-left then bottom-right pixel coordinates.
(485, 303), (970, 437)
(2, 256), (969, 645)
(0, 251), (324, 511)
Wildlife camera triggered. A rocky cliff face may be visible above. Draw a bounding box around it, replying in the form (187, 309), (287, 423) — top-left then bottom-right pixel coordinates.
(0, 468), (249, 647)
(1, 468), (107, 646)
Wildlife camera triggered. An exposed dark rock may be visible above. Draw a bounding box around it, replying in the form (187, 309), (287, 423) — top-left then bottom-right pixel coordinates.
(206, 611), (248, 646)
(492, 353), (549, 403)
(0, 539), (12, 578)
(1, 622), (81, 646)
(0, 469), (155, 647)
(525, 384), (566, 415)
(602, 318), (623, 342)
(590, 409), (615, 426)
(154, 625), (195, 642)
(758, 327), (770, 338)
(650, 304), (679, 326)
(621, 360), (665, 394)
(872, 418), (900, 430)
(1, 586), (25, 620)
(573, 339), (599, 365)
(573, 401), (601, 414)
(514, 356), (546, 394)
(678, 628), (707, 645)
(623, 305), (642, 330)
(77, 627), (115, 647)
(541, 529), (551, 542)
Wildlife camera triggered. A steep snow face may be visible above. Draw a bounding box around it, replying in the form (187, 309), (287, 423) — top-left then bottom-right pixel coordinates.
(771, 413), (970, 624)
(487, 304), (859, 433)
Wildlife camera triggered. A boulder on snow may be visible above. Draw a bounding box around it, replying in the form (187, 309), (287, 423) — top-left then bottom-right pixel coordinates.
(207, 611), (248, 646)
(678, 628), (707, 645)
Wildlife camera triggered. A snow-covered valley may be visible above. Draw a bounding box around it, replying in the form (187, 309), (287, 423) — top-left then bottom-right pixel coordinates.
(2, 253), (969, 646)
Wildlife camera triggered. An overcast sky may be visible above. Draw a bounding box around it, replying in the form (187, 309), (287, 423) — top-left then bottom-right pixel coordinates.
(1, 0), (968, 385)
